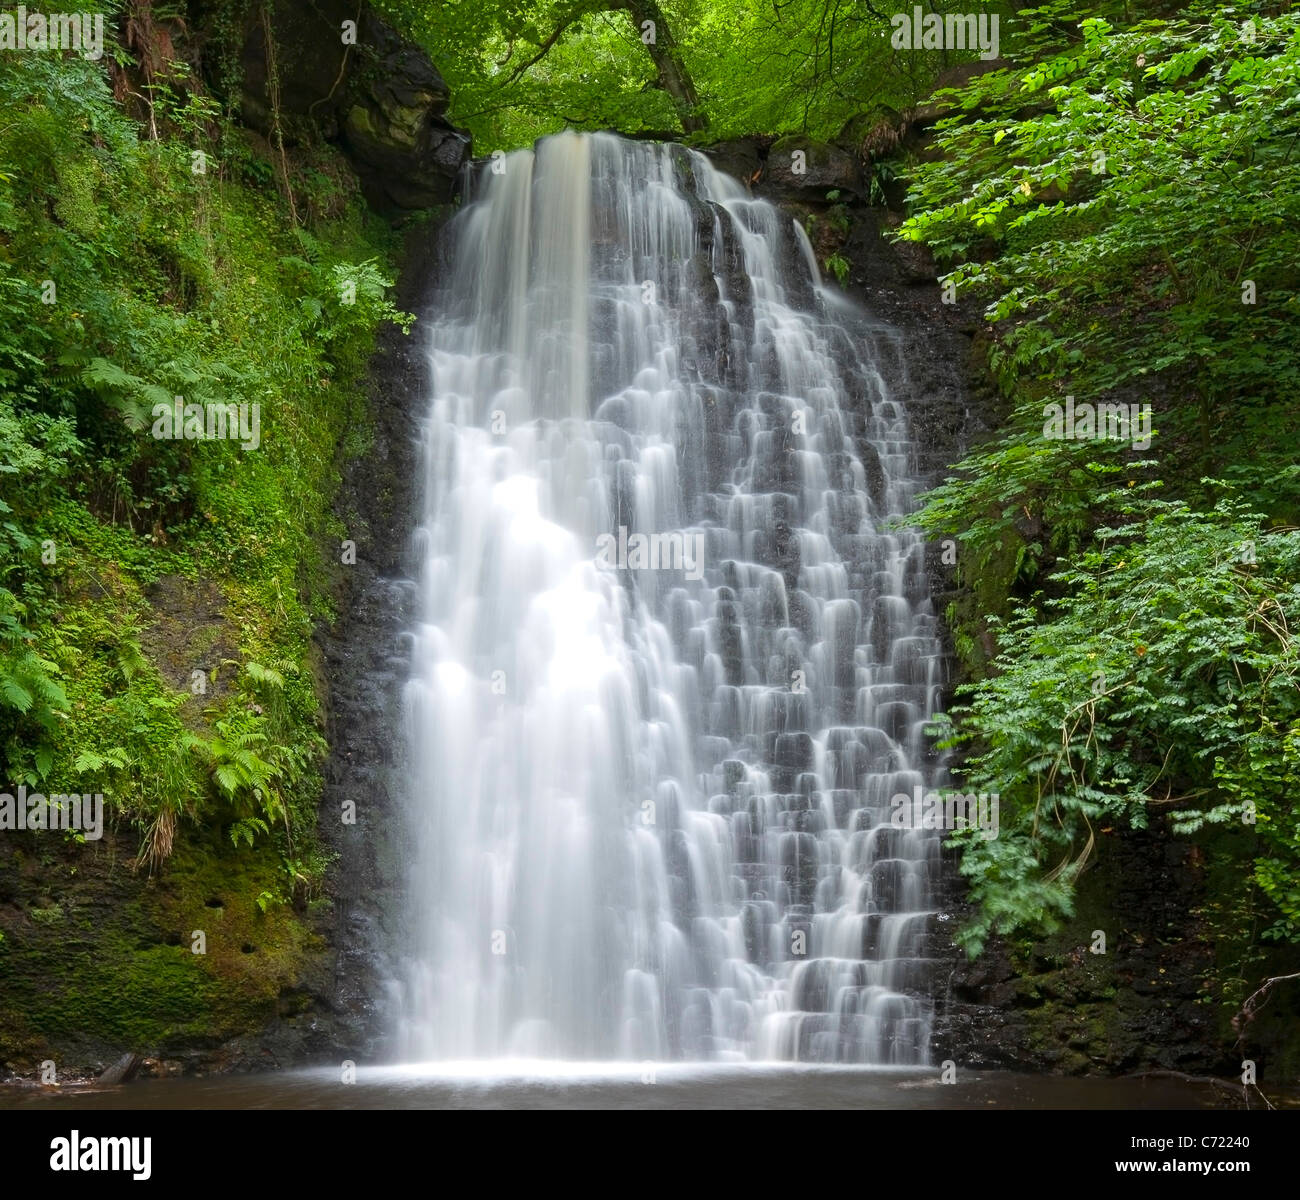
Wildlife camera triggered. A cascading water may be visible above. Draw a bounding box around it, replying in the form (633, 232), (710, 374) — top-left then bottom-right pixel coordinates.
(395, 131), (948, 1065)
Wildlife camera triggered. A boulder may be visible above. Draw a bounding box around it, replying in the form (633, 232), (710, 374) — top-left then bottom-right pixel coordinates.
(698, 138), (765, 190)
(340, 14), (470, 209)
(760, 135), (861, 201)
(235, 0), (470, 212)
(98, 1052), (143, 1085)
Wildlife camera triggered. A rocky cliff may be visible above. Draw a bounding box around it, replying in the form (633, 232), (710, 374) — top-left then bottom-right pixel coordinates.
(234, 0), (471, 212)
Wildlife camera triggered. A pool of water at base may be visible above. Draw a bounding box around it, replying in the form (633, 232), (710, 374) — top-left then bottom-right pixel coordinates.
(0, 1065), (1252, 1110)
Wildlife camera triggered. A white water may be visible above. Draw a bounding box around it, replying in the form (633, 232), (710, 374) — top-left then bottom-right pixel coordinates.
(394, 132), (947, 1064)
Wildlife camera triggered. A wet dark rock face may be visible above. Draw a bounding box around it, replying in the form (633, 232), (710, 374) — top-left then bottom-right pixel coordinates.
(235, 0), (471, 211)
(311, 227), (446, 1065)
(226, 2), (464, 1066)
(928, 830), (1226, 1077)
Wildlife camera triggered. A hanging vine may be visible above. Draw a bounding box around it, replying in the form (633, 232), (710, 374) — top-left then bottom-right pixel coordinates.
(260, 0), (299, 224)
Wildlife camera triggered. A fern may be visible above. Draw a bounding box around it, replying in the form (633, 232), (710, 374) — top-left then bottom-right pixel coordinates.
(245, 661), (285, 690)
(230, 816), (269, 849)
(80, 356), (153, 432)
(0, 588), (68, 776)
(73, 747), (129, 773)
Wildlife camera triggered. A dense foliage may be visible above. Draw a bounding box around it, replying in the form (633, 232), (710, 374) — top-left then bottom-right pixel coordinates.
(897, 1), (1300, 969)
(377, 0), (1016, 152)
(0, 14), (409, 896)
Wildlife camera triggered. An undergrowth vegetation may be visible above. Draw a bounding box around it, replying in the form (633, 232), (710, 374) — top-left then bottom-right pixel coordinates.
(0, 31), (410, 902)
(896, 1), (1300, 995)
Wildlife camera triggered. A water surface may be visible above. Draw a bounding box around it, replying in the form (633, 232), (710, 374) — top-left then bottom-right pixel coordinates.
(2, 1065), (1237, 1109)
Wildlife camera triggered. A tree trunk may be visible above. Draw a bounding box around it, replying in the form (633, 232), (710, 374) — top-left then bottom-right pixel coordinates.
(621, 0), (709, 133)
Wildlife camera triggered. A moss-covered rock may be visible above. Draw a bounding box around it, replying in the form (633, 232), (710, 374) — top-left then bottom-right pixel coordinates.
(0, 823), (334, 1078)
(232, 0), (471, 213)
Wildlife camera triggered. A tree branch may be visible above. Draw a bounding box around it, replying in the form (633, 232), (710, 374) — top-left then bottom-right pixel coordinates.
(504, 8), (589, 86)
(1234, 971), (1300, 1035)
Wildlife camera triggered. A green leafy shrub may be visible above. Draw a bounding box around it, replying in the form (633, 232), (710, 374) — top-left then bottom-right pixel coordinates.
(938, 488), (1300, 953)
(897, 2), (1300, 955)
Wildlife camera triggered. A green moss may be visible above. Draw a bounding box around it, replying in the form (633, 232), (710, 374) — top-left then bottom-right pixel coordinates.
(0, 827), (323, 1062)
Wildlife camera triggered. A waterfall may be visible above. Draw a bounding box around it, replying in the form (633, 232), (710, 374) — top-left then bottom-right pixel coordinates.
(394, 131), (947, 1065)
